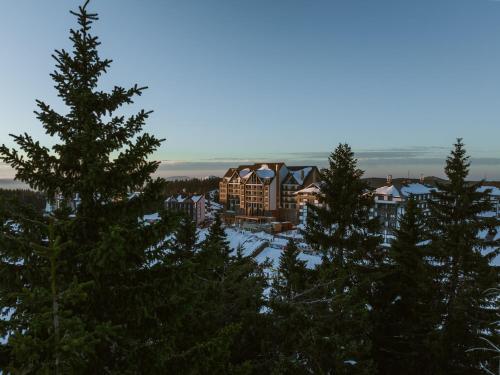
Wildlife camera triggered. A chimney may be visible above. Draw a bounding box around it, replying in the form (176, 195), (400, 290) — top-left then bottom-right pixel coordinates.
(387, 174), (393, 185)
(419, 174), (425, 184)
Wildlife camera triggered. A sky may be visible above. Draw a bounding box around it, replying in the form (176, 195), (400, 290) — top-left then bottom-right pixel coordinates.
(1, 0), (500, 182)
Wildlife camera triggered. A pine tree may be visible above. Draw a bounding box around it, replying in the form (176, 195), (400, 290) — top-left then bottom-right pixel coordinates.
(198, 213), (231, 271)
(0, 2), (176, 372)
(273, 239), (308, 300)
(372, 197), (437, 374)
(427, 139), (499, 374)
(170, 215), (198, 263)
(303, 143), (382, 373)
(268, 239), (312, 374)
(166, 214), (268, 373)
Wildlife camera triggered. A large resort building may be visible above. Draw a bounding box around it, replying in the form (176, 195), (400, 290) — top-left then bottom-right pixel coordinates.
(219, 163), (320, 224)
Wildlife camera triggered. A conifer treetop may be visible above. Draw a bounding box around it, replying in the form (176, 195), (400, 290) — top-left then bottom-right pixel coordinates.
(0, 0), (164, 203)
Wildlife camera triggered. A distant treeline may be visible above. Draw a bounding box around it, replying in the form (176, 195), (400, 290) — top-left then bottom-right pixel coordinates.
(162, 177), (221, 198)
(0, 189), (45, 212)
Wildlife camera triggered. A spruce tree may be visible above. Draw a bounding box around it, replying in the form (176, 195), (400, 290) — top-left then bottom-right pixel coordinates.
(166, 214), (268, 373)
(303, 143), (382, 373)
(0, 2), (175, 372)
(268, 239), (312, 374)
(428, 139), (499, 374)
(372, 197), (437, 374)
(198, 213), (231, 270)
(170, 215), (198, 263)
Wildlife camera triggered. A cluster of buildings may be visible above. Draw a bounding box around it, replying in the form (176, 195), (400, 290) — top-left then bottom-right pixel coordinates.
(217, 163), (500, 241)
(45, 191), (209, 225)
(44, 162), (500, 243)
(372, 175), (500, 242)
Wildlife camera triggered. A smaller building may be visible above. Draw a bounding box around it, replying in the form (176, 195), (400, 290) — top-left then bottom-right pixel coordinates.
(165, 194), (206, 224)
(477, 185), (500, 218)
(295, 182), (324, 227)
(45, 193), (81, 216)
(373, 176), (437, 243)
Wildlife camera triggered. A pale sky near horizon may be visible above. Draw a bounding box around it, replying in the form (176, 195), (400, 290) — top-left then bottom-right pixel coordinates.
(1, 0), (500, 181)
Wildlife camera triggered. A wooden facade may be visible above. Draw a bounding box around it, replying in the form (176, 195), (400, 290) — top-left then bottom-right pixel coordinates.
(219, 163), (321, 224)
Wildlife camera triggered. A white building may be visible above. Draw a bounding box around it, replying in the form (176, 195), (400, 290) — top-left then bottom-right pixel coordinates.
(477, 185), (500, 218)
(373, 177), (437, 244)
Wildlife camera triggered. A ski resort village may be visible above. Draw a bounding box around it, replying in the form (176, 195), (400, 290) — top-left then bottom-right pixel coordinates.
(2, 1), (500, 373)
(44, 161), (500, 270)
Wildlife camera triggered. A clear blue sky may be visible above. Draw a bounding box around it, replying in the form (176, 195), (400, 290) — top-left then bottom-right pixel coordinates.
(1, 0), (500, 180)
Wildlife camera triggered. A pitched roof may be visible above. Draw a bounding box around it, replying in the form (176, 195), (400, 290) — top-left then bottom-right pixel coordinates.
(223, 163), (285, 184)
(375, 185), (401, 198)
(477, 185), (500, 197)
(283, 166), (316, 185)
(400, 183), (436, 196)
(165, 194), (204, 203)
(295, 182), (323, 195)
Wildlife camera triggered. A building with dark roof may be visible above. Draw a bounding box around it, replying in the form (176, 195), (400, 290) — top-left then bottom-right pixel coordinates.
(164, 194), (206, 224)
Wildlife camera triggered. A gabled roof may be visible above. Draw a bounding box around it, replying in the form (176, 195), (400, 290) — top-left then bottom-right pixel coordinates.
(165, 194), (204, 204)
(223, 168), (238, 180)
(223, 163), (282, 184)
(477, 185), (500, 197)
(295, 182), (323, 195)
(400, 183), (436, 196)
(283, 166), (314, 185)
(375, 185), (401, 198)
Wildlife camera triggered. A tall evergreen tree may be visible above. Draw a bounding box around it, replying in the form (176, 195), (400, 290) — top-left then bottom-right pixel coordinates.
(166, 214), (268, 373)
(198, 213), (231, 271)
(372, 197), (437, 374)
(0, 2), (176, 372)
(427, 139), (499, 374)
(303, 143), (382, 373)
(268, 239), (312, 374)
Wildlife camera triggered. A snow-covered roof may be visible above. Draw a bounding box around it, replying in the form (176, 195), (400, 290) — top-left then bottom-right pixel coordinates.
(143, 213), (160, 222)
(191, 195), (203, 203)
(400, 183), (435, 196)
(165, 194), (204, 204)
(239, 168), (252, 179)
(375, 185), (401, 198)
(256, 164), (275, 179)
(477, 186), (500, 197)
(295, 182), (322, 195)
(290, 167), (312, 185)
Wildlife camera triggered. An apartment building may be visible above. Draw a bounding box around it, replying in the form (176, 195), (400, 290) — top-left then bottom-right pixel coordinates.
(165, 194), (206, 224)
(373, 176), (437, 243)
(219, 163), (320, 223)
(477, 185), (500, 218)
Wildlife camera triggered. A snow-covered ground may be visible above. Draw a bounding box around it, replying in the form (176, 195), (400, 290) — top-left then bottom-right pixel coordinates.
(197, 226), (322, 270)
(205, 199), (223, 220)
(255, 246), (322, 270)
